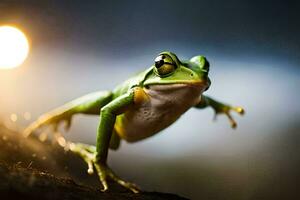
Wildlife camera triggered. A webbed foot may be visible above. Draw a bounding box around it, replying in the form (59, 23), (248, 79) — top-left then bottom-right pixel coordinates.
(23, 111), (72, 138)
(213, 104), (245, 128)
(69, 142), (140, 193)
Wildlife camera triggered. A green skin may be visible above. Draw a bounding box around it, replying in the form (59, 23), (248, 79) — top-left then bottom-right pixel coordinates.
(24, 52), (244, 193)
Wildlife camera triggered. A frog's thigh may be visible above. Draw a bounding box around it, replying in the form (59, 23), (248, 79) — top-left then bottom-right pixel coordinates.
(75, 91), (113, 115)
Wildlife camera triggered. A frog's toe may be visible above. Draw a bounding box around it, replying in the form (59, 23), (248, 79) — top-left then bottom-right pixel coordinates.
(93, 162), (140, 193)
(232, 106), (245, 115)
(226, 106), (245, 128)
(213, 105), (245, 129)
(108, 172), (140, 193)
(69, 142), (96, 174)
(87, 165), (94, 174)
(224, 111), (237, 129)
(23, 121), (40, 137)
(24, 114), (73, 139)
(94, 163), (110, 192)
(119, 181), (140, 193)
(63, 118), (72, 131)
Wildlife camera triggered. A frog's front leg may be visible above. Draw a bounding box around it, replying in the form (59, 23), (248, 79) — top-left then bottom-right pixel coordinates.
(70, 88), (140, 193)
(195, 95), (245, 128)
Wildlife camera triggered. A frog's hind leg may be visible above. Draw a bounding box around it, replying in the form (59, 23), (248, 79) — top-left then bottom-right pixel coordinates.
(24, 90), (113, 138)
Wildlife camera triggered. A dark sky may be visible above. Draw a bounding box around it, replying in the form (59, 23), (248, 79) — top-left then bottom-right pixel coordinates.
(1, 0), (300, 64)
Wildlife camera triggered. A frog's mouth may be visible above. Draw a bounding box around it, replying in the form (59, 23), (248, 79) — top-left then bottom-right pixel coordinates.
(145, 80), (210, 91)
(145, 80), (209, 92)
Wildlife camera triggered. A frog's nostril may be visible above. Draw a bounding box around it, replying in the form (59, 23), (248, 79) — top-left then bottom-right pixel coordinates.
(190, 73), (194, 77)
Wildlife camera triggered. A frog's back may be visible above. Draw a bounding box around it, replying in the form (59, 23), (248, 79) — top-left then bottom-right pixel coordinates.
(112, 67), (152, 99)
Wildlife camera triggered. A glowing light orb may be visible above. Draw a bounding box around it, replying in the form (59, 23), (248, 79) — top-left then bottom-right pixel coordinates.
(0, 25), (29, 69)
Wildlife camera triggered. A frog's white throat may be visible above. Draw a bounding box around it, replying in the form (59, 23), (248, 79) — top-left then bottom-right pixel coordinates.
(116, 83), (206, 142)
(145, 83), (204, 109)
(117, 83), (204, 142)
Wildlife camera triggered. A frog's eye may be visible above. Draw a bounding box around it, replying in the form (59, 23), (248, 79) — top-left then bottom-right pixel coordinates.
(190, 55), (210, 73)
(201, 57), (210, 73)
(154, 54), (177, 77)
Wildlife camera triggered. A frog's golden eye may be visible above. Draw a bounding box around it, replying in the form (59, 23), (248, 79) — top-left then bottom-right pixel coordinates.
(154, 54), (177, 77)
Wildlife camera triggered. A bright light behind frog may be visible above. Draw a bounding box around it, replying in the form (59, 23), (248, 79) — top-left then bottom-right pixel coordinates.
(0, 25), (30, 69)
(154, 53), (178, 77)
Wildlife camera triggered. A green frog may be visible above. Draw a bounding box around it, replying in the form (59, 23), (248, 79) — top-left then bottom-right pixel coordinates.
(24, 51), (244, 193)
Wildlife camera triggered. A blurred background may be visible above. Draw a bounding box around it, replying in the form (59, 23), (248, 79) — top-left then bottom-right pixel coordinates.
(0, 0), (299, 199)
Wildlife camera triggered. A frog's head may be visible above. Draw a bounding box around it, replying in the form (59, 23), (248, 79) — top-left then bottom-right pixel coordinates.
(143, 51), (211, 92)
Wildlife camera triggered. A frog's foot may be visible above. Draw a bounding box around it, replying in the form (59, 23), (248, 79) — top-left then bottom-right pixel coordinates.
(213, 105), (245, 128)
(23, 112), (72, 138)
(69, 142), (140, 193)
